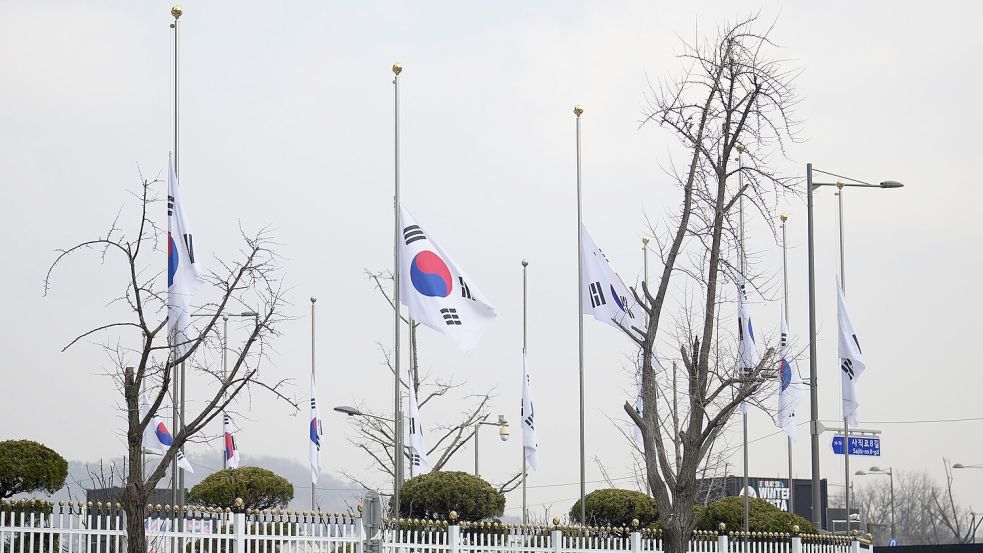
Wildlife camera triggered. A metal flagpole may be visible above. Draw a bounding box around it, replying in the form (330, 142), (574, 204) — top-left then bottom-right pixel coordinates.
(641, 237), (652, 497)
(392, 62), (404, 520)
(806, 163), (823, 530)
(574, 104), (586, 525)
(222, 314), (229, 469)
(169, 4), (183, 509)
(781, 214), (794, 516)
(837, 186), (851, 535)
(311, 297), (317, 511)
(738, 145), (750, 533)
(521, 259), (529, 524)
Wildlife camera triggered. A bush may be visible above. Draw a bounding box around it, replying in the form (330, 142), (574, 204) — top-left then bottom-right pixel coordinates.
(569, 489), (659, 527)
(188, 467), (293, 511)
(696, 496), (817, 534)
(399, 471), (504, 521)
(0, 441), (68, 498)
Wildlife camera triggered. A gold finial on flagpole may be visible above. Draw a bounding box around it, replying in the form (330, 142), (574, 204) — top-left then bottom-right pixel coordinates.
(171, 5), (183, 19)
(836, 180), (845, 190)
(521, 259), (528, 267)
(642, 237), (649, 246)
(392, 63), (403, 75)
(573, 105), (584, 117)
(780, 214), (788, 224)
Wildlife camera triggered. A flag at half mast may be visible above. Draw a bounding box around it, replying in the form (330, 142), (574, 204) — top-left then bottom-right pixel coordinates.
(140, 389), (193, 473)
(398, 205), (496, 352)
(167, 153), (203, 357)
(522, 353), (539, 471)
(407, 377), (431, 477)
(837, 285), (866, 427)
(776, 312), (803, 439)
(309, 374), (323, 484)
(737, 277), (760, 413)
(224, 413), (241, 469)
(580, 224), (638, 331)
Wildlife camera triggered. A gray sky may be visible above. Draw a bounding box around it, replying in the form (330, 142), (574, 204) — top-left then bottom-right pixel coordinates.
(3, 0), (982, 519)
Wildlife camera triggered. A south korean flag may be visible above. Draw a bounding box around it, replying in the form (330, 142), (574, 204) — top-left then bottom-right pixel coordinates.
(581, 224), (638, 330)
(398, 205), (497, 352)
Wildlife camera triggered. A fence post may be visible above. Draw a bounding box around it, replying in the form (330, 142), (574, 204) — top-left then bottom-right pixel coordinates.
(790, 536), (801, 553)
(551, 527), (563, 553)
(850, 536), (860, 553)
(448, 518), (460, 553)
(630, 531), (641, 553)
(716, 524), (728, 552)
(233, 511), (246, 553)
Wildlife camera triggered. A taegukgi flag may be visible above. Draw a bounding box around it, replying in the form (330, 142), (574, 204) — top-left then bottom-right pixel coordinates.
(141, 389), (193, 473)
(581, 225), (638, 330)
(398, 206), (496, 352)
(776, 312), (803, 439)
(521, 353), (539, 470)
(837, 285), (865, 427)
(407, 377), (431, 477)
(309, 374), (323, 484)
(737, 278), (760, 413)
(167, 153), (203, 357)
(224, 413), (240, 469)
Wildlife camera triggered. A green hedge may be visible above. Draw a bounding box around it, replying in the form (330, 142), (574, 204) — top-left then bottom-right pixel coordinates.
(399, 471), (504, 521)
(696, 496), (817, 534)
(569, 489), (659, 527)
(188, 467), (293, 511)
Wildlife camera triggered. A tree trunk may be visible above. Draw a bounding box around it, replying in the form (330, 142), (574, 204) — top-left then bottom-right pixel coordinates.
(125, 372), (149, 553)
(125, 496), (148, 553)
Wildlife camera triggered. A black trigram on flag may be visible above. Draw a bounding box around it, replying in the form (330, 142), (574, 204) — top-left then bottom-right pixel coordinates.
(459, 277), (473, 300)
(409, 416), (417, 435)
(851, 334), (862, 354)
(168, 195), (174, 217)
(410, 453), (422, 467)
(523, 404), (535, 431)
(589, 282), (606, 308)
(183, 234), (195, 263)
(738, 319), (746, 342)
(841, 358), (855, 380)
(619, 294), (636, 319)
(440, 308), (462, 326)
(780, 331), (788, 348)
(310, 398), (317, 409)
(403, 225), (426, 245)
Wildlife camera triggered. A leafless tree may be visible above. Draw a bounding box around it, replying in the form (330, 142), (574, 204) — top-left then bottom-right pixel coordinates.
(44, 172), (297, 553)
(341, 272), (518, 493)
(621, 16), (798, 553)
(855, 465), (982, 545)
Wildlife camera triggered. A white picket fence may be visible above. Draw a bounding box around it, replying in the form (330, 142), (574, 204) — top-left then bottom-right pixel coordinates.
(0, 501), (870, 553)
(380, 519), (872, 553)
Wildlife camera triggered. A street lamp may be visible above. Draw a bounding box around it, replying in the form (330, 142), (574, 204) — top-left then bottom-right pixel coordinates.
(333, 405), (396, 425)
(806, 163), (904, 530)
(474, 415), (510, 478)
(856, 466), (895, 542)
(953, 463), (983, 469)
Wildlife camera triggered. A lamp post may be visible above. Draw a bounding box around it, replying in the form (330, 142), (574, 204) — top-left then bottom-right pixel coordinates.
(475, 415), (510, 478)
(806, 163), (903, 530)
(856, 466), (895, 542)
(953, 463), (983, 470)
(334, 405), (396, 425)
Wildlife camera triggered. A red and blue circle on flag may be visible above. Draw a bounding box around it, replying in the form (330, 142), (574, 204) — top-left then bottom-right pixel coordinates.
(410, 251), (453, 297)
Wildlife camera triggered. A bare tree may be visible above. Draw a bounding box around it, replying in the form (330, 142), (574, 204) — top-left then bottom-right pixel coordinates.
(621, 16), (798, 553)
(856, 466), (983, 545)
(44, 173), (297, 553)
(341, 272), (518, 492)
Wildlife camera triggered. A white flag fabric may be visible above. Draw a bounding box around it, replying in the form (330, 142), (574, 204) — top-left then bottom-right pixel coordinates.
(398, 206), (496, 352)
(141, 390), (193, 473)
(581, 225), (639, 330)
(837, 285), (866, 427)
(776, 312), (803, 440)
(521, 353), (539, 471)
(309, 374), (323, 484)
(223, 413), (241, 469)
(737, 279), (760, 414)
(167, 153), (204, 357)
(407, 378), (431, 477)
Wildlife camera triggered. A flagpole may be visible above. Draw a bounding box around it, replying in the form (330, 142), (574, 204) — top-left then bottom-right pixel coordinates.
(737, 144), (749, 533)
(781, 214), (794, 516)
(169, 4), (183, 510)
(222, 314), (229, 470)
(521, 259), (529, 524)
(574, 104), (586, 525)
(311, 296), (317, 511)
(641, 237), (652, 498)
(837, 185), (851, 535)
(392, 62), (404, 520)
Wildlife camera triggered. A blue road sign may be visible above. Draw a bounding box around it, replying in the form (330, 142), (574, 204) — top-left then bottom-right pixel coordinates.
(831, 435), (881, 456)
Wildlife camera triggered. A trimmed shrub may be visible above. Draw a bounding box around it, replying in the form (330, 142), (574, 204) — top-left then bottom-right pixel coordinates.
(696, 496), (817, 534)
(399, 471), (504, 521)
(188, 467), (293, 511)
(569, 489), (659, 528)
(0, 441), (68, 499)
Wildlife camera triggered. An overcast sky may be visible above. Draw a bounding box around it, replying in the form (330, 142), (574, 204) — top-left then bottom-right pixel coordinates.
(3, 0), (982, 519)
